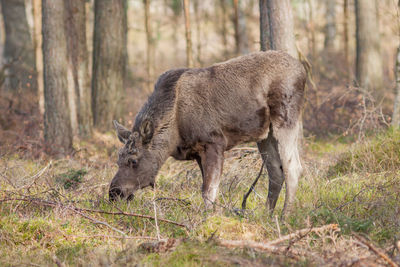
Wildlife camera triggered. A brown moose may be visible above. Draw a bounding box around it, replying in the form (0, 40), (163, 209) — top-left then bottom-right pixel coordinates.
(110, 51), (306, 215)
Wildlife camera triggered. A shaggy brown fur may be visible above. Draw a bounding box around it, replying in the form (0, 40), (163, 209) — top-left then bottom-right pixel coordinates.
(110, 50), (306, 215)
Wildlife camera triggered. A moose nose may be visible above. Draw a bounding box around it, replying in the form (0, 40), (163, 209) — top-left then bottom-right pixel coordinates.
(109, 187), (124, 201)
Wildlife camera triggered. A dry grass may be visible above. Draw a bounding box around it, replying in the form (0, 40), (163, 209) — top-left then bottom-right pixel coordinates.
(0, 130), (400, 266)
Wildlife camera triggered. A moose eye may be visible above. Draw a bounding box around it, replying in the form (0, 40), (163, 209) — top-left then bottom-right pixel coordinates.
(128, 158), (138, 168)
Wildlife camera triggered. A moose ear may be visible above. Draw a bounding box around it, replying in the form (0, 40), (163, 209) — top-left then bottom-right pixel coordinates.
(113, 120), (131, 143)
(140, 120), (154, 144)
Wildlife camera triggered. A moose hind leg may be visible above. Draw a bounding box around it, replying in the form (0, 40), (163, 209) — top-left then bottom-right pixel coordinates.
(272, 121), (303, 217)
(257, 127), (285, 213)
(198, 143), (224, 209)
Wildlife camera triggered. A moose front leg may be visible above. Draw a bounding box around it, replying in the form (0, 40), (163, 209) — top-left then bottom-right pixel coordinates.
(197, 143), (224, 209)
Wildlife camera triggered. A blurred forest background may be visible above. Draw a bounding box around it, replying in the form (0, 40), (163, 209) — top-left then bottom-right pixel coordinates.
(0, 0), (399, 155)
(1, 1), (400, 266)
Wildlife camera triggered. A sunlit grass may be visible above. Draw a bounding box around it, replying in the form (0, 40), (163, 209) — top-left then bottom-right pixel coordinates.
(1, 130), (399, 265)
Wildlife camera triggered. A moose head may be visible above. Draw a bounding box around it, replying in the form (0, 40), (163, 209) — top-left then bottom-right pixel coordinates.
(109, 120), (159, 201)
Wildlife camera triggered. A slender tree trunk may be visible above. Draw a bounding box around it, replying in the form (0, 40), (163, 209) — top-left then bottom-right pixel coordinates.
(238, 0), (249, 54)
(32, 0), (44, 115)
(232, 0), (248, 55)
(324, 0), (336, 51)
(265, 0), (297, 58)
(306, 0), (316, 61)
(219, 0), (228, 56)
(92, 0), (127, 130)
(343, 0), (350, 80)
(64, 0), (92, 137)
(233, 0), (240, 55)
(193, 0), (203, 66)
(391, 0), (400, 127)
(259, 0), (270, 51)
(183, 0), (193, 67)
(42, 0), (73, 155)
(355, 0), (383, 96)
(143, 0), (154, 92)
(1, 0), (37, 92)
(392, 46), (400, 126)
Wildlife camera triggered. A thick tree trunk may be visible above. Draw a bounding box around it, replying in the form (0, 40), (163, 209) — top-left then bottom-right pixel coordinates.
(64, 0), (92, 137)
(265, 0), (297, 58)
(355, 0), (383, 96)
(183, 0), (193, 68)
(42, 0), (73, 155)
(1, 0), (37, 91)
(32, 0), (44, 115)
(92, 0), (127, 130)
(324, 0), (336, 51)
(143, 0), (155, 92)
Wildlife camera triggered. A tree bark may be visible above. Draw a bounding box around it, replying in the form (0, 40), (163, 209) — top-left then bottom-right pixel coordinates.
(324, 0), (336, 51)
(219, 0), (228, 56)
(143, 0), (155, 92)
(1, 0), (37, 92)
(392, 0), (400, 127)
(232, 0), (248, 55)
(259, 0), (269, 52)
(392, 46), (400, 127)
(355, 0), (383, 96)
(32, 0), (44, 115)
(64, 0), (92, 137)
(42, 0), (73, 155)
(265, 0), (297, 58)
(343, 0), (350, 80)
(92, 0), (127, 130)
(183, 0), (193, 68)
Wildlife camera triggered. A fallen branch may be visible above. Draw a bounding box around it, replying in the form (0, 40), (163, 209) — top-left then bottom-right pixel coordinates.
(353, 233), (399, 267)
(217, 224), (339, 257)
(266, 224), (339, 246)
(0, 197), (188, 229)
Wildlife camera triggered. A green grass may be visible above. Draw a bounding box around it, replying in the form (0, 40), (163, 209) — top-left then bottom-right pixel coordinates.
(1, 130), (399, 266)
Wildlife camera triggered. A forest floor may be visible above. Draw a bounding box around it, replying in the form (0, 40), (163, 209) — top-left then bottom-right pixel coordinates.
(1, 129), (400, 266)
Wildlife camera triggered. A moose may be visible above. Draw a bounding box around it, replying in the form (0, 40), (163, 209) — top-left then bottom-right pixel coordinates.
(110, 50), (306, 215)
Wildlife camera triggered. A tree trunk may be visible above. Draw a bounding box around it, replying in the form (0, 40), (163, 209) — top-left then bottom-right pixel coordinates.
(232, 0), (248, 55)
(64, 0), (92, 137)
(193, 0), (203, 66)
(259, 0), (269, 51)
(183, 0), (193, 67)
(343, 0), (350, 80)
(219, 0), (228, 56)
(1, 0), (37, 92)
(92, 0), (127, 130)
(143, 0), (154, 92)
(355, 0), (383, 96)
(324, 0), (336, 51)
(392, 46), (400, 127)
(42, 0), (73, 155)
(32, 0), (44, 115)
(265, 0), (297, 58)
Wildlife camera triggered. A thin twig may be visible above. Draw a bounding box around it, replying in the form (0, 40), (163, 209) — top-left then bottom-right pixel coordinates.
(353, 233), (399, 267)
(274, 215), (281, 238)
(66, 206), (127, 237)
(19, 161), (52, 189)
(0, 197), (188, 229)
